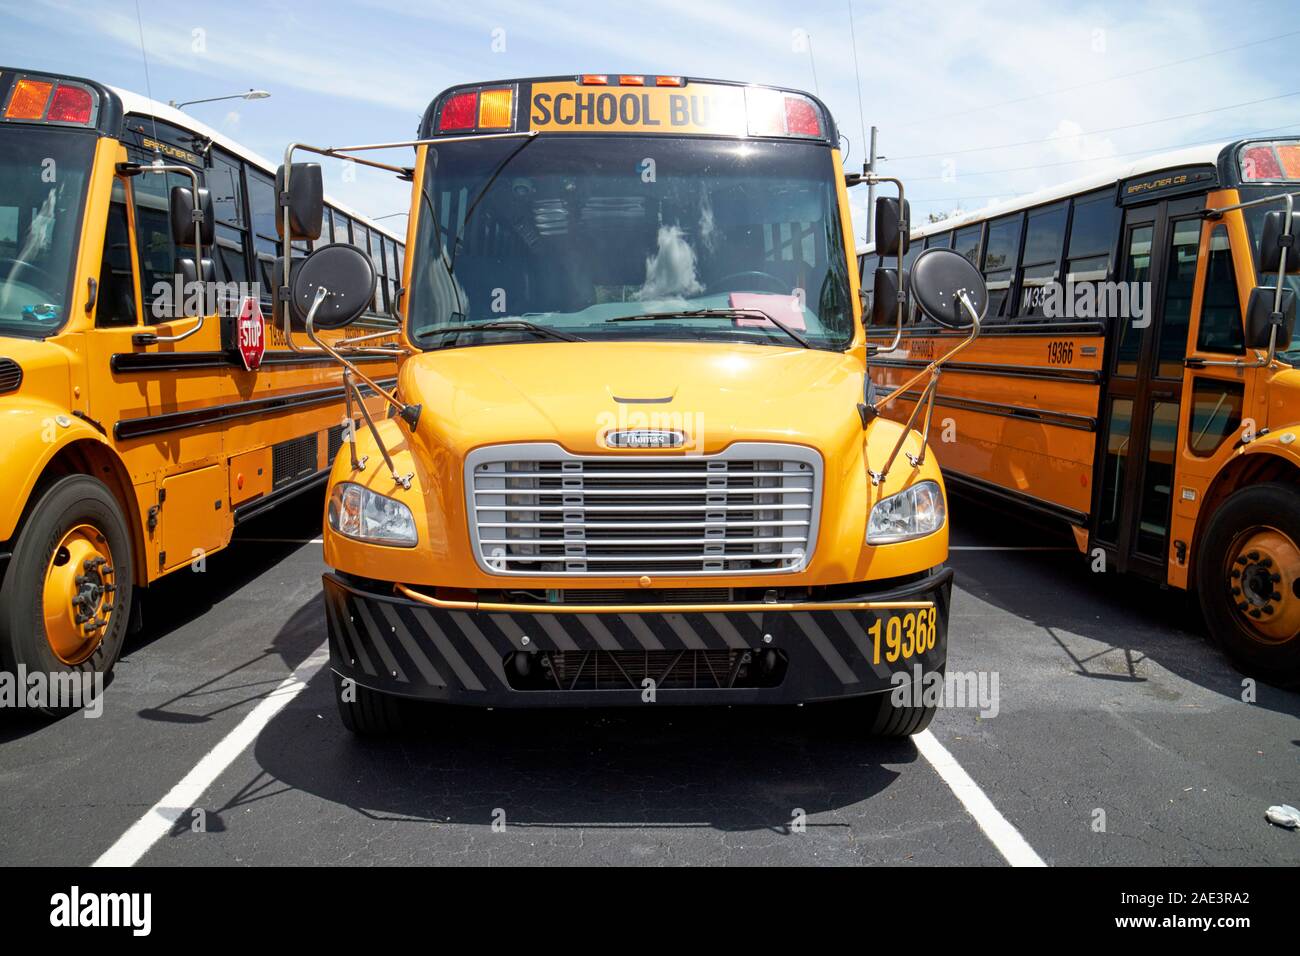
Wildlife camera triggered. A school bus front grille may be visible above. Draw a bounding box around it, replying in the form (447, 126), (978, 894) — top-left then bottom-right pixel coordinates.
(465, 443), (822, 577)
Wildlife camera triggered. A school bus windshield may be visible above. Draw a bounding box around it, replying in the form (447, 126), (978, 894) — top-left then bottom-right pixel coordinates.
(0, 126), (94, 338)
(406, 135), (855, 351)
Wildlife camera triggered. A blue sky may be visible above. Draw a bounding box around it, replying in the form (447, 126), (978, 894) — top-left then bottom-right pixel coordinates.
(2, 0), (1298, 240)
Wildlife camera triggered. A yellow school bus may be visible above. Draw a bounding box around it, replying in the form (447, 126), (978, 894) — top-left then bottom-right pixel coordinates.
(859, 138), (1300, 683)
(272, 74), (991, 735)
(0, 68), (402, 696)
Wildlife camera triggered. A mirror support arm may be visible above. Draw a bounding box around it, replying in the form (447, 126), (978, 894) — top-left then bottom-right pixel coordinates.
(866, 293), (982, 486)
(303, 287), (420, 427)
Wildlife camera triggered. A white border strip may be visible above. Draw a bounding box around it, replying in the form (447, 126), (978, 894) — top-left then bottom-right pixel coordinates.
(914, 729), (1047, 866)
(93, 643), (330, 868)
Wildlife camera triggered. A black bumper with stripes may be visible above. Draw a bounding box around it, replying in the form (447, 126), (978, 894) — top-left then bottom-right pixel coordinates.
(323, 569), (952, 707)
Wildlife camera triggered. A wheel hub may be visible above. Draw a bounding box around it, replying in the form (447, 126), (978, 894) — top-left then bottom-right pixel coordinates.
(42, 524), (116, 665)
(1226, 527), (1300, 644)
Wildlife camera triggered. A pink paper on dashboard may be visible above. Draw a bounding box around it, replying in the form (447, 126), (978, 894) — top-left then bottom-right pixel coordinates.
(728, 292), (807, 331)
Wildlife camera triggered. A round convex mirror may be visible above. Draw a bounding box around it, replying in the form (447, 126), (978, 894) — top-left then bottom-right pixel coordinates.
(908, 248), (988, 329)
(291, 244), (377, 330)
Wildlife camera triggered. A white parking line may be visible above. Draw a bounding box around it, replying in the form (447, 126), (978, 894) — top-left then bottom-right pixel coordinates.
(92, 642), (330, 868)
(914, 729), (1047, 867)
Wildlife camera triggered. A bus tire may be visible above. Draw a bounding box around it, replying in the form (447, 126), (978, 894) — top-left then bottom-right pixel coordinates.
(865, 690), (937, 737)
(814, 686), (937, 738)
(0, 475), (133, 712)
(332, 671), (407, 735)
(1196, 481), (1300, 686)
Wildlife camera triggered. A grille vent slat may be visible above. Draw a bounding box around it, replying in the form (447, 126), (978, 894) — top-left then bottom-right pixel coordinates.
(467, 444), (821, 576)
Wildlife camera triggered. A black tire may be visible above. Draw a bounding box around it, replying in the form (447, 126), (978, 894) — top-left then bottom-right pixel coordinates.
(862, 689), (937, 737)
(332, 671), (408, 735)
(812, 685), (938, 738)
(1196, 481), (1300, 686)
(0, 475), (133, 712)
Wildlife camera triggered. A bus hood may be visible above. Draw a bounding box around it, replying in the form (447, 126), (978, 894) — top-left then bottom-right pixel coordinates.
(398, 340), (866, 457)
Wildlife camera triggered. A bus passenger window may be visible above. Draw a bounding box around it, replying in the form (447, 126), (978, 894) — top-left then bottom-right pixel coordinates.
(1017, 202), (1067, 320)
(1188, 378), (1244, 456)
(1196, 226), (1245, 353)
(1154, 219), (1199, 378)
(981, 214), (1022, 322)
(246, 171), (278, 301)
(96, 184), (137, 327)
(206, 153), (250, 287)
(1065, 189), (1120, 322)
(954, 224), (982, 267)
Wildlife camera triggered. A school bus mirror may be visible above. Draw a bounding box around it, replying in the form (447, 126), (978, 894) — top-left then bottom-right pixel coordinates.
(173, 256), (216, 288)
(909, 248), (988, 330)
(275, 163), (324, 242)
(1258, 209), (1300, 274)
(168, 185), (214, 249)
(291, 244), (377, 330)
(1245, 285), (1296, 350)
(274, 255), (303, 330)
(870, 266), (901, 327)
(874, 197), (910, 259)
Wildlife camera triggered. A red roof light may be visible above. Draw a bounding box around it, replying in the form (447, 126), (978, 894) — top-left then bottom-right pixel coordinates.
(783, 95), (822, 137)
(439, 91), (477, 131)
(47, 84), (93, 124)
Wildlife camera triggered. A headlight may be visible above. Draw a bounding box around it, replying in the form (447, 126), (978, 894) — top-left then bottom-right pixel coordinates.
(866, 480), (945, 545)
(328, 482), (418, 547)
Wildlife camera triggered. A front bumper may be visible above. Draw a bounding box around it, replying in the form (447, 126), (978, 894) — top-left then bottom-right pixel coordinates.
(323, 568), (952, 707)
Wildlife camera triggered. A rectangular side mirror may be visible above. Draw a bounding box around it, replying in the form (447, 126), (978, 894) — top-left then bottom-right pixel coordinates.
(1245, 285), (1297, 350)
(169, 186), (214, 248)
(1259, 209), (1300, 274)
(875, 197), (910, 259)
(871, 267), (902, 327)
(275, 163), (323, 241)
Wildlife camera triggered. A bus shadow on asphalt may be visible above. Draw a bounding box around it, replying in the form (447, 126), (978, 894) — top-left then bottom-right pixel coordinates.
(949, 535), (1300, 715)
(125, 491), (327, 659)
(246, 665), (923, 832)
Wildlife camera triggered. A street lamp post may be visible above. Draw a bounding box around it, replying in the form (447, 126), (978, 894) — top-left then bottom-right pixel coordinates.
(169, 90), (271, 110)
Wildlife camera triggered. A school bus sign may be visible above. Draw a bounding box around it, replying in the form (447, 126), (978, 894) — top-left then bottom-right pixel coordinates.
(528, 80), (747, 135)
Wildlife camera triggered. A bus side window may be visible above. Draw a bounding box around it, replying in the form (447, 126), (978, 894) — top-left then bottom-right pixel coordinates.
(130, 164), (193, 322)
(1196, 225), (1245, 354)
(206, 151), (250, 287)
(386, 237), (400, 310)
(96, 181), (138, 327)
(246, 169), (278, 303)
(981, 213), (1022, 322)
(1017, 202), (1067, 321)
(1153, 219), (1200, 378)
(1064, 189), (1121, 320)
(1188, 378), (1244, 456)
(954, 224), (982, 267)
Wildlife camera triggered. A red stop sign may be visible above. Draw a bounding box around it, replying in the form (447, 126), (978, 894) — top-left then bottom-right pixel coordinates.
(236, 296), (265, 371)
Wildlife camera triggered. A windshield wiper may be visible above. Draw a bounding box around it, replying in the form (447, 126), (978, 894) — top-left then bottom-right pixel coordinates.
(418, 319), (586, 344)
(606, 308), (810, 348)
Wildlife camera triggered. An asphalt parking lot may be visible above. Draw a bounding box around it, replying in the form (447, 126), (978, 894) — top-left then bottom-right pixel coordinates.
(2, 491), (1298, 867)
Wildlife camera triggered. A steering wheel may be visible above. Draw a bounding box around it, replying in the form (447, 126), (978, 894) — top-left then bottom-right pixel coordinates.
(708, 270), (789, 294)
(0, 257), (57, 289)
